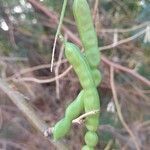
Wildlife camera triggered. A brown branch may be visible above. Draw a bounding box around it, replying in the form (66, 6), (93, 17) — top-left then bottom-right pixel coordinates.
(0, 79), (48, 134)
(102, 56), (150, 86)
(0, 79), (68, 149)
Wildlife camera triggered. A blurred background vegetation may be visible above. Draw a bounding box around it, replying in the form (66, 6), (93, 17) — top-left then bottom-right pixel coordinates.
(0, 0), (149, 149)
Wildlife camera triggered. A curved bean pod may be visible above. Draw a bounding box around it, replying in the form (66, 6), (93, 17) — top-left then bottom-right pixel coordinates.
(65, 42), (100, 149)
(84, 131), (98, 147)
(53, 90), (84, 140)
(83, 88), (100, 131)
(65, 42), (95, 89)
(92, 69), (102, 87)
(82, 145), (94, 150)
(53, 42), (100, 148)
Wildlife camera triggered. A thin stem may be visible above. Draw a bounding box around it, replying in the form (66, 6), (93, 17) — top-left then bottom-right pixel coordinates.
(50, 0), (68, 72)
(72, 109), (99, 124)
(102, 56), (150, 86)
(0, 56), (28, 61)
(12, 66), (72, 84)
(110, 66), (140, 150)
(55, 43), (65, 99)
(6, 59), (67, 81)
(100, 21), (149, 33)
(104, 140), (114, 150)
(100, 29), (146, 51)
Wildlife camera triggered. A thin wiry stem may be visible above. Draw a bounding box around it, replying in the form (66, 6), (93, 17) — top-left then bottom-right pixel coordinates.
(72, 109), (99, 124)
(50, 0), (68, 72)
(110, 66), (140, 150)
(104, 140), (114, 150)
(100, 29), (146, 51)
(55, 43), (65, 99)
(10, 55), (150, 87)
(100, 21), (149, 33)
(102, 56), (150, 86)
(12, 66), (72, 84)
(0, 56), (28, 61)
(6, 60), (67, 81)
(92, 0), (99, 21)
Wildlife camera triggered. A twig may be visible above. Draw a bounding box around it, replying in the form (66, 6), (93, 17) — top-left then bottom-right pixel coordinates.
(6, 59), (67, 80)
(99, 125), (140, 149)
(0, 60), (7, 79)
(0, 108), (3, 130)
(100, 21), (150, 33)
(0, 56), (28, 62)
(102, 56), (150, 86)
(72, 109), (99, 124)
(50, 0), (67, 72)
(92, 0), (101, 34)
(100, 29), (146, 51)
(113, 0), (130, 17)
(141, 89), (150, 94)
(104, 140), (113, 150)
(137, 120), (150, 129)
(110, 66), (141, 150)
(0, 79), (69, 149)
(12, 66), (72, 84)
(92, 0), (99, 21)
(10, 55), (150, 87)
(0, 79), (49, 134)
(55, 43), (65, 99)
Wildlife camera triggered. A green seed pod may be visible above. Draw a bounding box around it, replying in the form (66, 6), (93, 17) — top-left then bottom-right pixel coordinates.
(83, 88), (100, 131)
(85, 115), (99, 131)
(92, 69), (102, 87)
(73, 0), (100, 67)
(65, 42), (95, 89)
(54, 41), (100, 148)
(85, 131), (98, 147)
(83, 55), (101, 87)
(53, 90), (84, 140)
(65, 90), (84, 120)
(53, 118), (71, 140)
(82, 145), (94, 150)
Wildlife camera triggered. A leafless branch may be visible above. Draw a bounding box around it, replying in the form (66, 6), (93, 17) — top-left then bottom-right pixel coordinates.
(110, 66), (141, 150)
